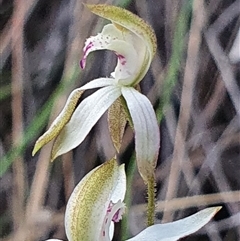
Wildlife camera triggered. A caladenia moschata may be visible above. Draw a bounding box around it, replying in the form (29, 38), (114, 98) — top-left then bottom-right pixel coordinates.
(45, 159), (221, 241)
(32, 4), (221, 240)
(32, 4), (160, 185)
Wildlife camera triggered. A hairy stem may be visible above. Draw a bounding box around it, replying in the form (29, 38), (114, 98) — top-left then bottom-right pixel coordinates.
(147, 174), (156, 226)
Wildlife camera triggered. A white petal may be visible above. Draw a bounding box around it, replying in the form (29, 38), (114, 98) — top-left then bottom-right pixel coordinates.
(65, 159), (126, 241)
(32, 78), (115, 157)
(121, 87), (160, 182)
(45, 240), (63, 241)
(78, 77), (115, 90)
(52, 86), (121, 159)
(126, 207), (222, 241)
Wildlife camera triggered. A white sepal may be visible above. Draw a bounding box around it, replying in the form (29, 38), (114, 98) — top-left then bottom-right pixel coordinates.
(121, 87), (160, 182)
(126, 207), (221, 241)
(52, 86), (121, 160)
(78, 77), (116, 90)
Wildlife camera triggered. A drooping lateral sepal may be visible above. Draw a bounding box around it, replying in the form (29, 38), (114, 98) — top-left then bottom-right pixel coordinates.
(121, 87), (160, 183)
(32, 77), (115, 158)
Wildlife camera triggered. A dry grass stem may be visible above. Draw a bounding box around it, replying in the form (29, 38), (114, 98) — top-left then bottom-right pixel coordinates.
(162, 0), (206, 222)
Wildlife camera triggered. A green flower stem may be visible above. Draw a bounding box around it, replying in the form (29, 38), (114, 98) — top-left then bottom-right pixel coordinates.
(147, 174), (156, 226)
(121, 154), (136, 240)
(120, 97), (135, 240)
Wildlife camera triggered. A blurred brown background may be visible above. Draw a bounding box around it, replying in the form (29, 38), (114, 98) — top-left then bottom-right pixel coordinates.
(0, 0), (240, 240)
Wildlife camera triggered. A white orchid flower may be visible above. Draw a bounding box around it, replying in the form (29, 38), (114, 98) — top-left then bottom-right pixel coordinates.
(45, 159), (221, 241)
(32, 4), (160, 182)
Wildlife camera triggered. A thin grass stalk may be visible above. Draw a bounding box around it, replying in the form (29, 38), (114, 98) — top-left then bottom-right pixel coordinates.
(146, 174), (156, 226)
(11, 0), (25, 239)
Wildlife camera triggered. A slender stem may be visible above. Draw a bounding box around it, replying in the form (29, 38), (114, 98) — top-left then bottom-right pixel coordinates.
(121, 155), (136, 240)
(11, 0), (25, 236)
(147, 174), (156, 226)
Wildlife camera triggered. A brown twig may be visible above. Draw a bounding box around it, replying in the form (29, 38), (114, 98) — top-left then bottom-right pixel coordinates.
(11, 0), (26, 240)
(162, 0), (206, 222)
(0, 0), (40, 69)
(131, 190), (240, 213)
(188, 115), (239, 193)
(205, 0), (240, 118)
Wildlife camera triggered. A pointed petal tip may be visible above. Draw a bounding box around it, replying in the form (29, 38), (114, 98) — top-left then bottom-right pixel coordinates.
(126, 206), (222, 241)
(32, 88), (84, 158)
(215, 206), (222, 211)
(50, 150), (60, 162)
(50, 156), (56, 163)
(208, 206), (222, 215)
(32, 145), (38, 157)
(32, 139), (43, 156)
(115, 146), (120, 153)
